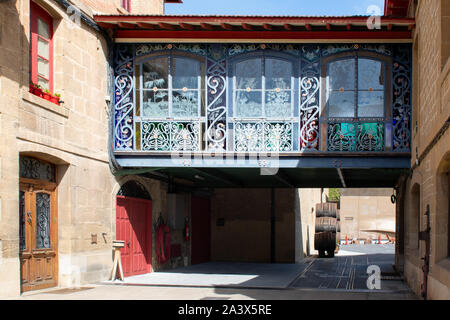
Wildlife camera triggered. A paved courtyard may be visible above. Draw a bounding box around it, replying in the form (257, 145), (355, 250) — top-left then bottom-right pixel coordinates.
(17, 244), (417, 300)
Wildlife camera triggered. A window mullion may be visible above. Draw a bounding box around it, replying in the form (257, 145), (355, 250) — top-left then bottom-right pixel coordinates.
(168, 55), (173, 118)
(37, 75), (50, 82)
(232, 74), (236, 118)
(198, 72), (201, 118)
(37, 55), (49, 62)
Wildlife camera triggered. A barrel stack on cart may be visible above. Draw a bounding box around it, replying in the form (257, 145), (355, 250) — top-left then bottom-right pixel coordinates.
(314, 203), (340, 258)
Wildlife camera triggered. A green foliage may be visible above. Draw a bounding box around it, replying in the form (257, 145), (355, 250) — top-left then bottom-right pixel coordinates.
(328, 188), (340, 201)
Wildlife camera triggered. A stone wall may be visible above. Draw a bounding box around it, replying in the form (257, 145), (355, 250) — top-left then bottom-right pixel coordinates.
(295, 188), (326, 259)
(76, 0), (164, 15)
(401, 0), (450, 300)
(0, 0), (24, 299)
(0, 0), (165, 298)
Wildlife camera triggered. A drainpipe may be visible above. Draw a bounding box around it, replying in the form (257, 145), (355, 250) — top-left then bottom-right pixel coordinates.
(419, 204), (431, 300)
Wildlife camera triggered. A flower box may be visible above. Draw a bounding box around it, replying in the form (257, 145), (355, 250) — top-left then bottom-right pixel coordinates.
(42, 91), (52, 101)
(49, 95), (60, 105)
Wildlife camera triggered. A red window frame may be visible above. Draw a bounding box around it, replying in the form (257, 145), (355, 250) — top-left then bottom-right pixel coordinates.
(30, 1), (54, 92)
(121, 0), (131, 12)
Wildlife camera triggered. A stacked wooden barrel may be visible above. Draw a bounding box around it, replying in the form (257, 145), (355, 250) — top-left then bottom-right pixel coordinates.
(314, 202), (340, 258)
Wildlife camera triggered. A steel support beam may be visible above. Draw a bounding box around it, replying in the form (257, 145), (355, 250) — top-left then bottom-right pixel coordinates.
(190, 168), (243, 187)
(274, 169), (296, 188)
(337, 168), (347, 188)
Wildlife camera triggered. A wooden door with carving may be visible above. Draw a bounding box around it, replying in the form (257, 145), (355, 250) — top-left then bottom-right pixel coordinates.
(19, 181), (58, 292)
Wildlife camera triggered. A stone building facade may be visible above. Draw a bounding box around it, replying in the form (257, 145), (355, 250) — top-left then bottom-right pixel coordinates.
(0, 0), (448, 301)
(396, 0), (450, 300)
(0, 0), (323, 298)
(0, 0), (171, 298)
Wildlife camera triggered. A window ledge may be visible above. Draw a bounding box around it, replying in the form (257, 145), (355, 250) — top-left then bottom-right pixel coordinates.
(22, 89), (69, 118)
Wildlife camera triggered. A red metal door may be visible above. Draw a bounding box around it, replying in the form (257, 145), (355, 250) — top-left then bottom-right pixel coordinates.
(116, 196), (152, 277)
(191, 196), (211, 265)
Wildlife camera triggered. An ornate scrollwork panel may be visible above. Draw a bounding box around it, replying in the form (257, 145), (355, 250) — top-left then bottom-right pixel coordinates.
(392, 46), (412, 152)
(206, 50), (227, 151)
(36, 193), (51, 249)
(234, 122), (292, 152)
(19, 156), (55, 182)
(141, 121), (200, 151)
(300, 46), (321, 151)
(327, 122), (356, 152)
(114, 45), (134, 150)
(357, 122), (385, 152)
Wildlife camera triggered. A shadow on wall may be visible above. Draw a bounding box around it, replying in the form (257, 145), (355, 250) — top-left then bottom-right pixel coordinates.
(0, 1), (29, 92)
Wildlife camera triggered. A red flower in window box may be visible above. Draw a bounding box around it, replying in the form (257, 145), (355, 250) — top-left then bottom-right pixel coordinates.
(30, 83), (43, 97)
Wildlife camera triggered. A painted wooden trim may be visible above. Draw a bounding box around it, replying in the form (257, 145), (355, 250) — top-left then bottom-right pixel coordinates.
(115, 38), (413, 44)
(30, 1), (54, 93)
(94, 15), (415, 25)
(114, 30), (412, 41)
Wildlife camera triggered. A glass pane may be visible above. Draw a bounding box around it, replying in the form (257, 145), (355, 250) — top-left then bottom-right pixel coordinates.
(37, 77), (49, 90)
(327, 91), (355, 117)
(172, 90), (199, 117)
(235, 90), (262, 117)
(142, 90), (169, 117)
(358, 91), (384, 117)
(235, 58), (262, 89)
(327, 59), (355, 91)
(36, 193), (51, 249)
(37, 18), (49, 39)
(265, 58), (292, 89)
(142, 57), (168, 89)
(265, 90), (291, 117)
(37, 37), (49, 60)
(172, 57), (200, 89)
(19, 191), (26, 251)
(37, 56), (49, 79)
(327, 122), (356, 152)
(358, 58), (384, 90)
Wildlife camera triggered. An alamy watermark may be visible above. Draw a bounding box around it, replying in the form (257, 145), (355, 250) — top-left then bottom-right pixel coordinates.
(366, 265), (381, 289)
(366, 5), (382, 30)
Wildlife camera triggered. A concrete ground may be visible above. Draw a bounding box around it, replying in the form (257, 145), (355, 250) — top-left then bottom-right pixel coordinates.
(103, 262), (309, 289)
(17, 284), (417, 300)
(16, 244), (418, 300)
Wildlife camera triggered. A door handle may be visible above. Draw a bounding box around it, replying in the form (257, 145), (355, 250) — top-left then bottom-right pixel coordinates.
(27, 211), (32, 224)
(127, 241), (130, 247)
